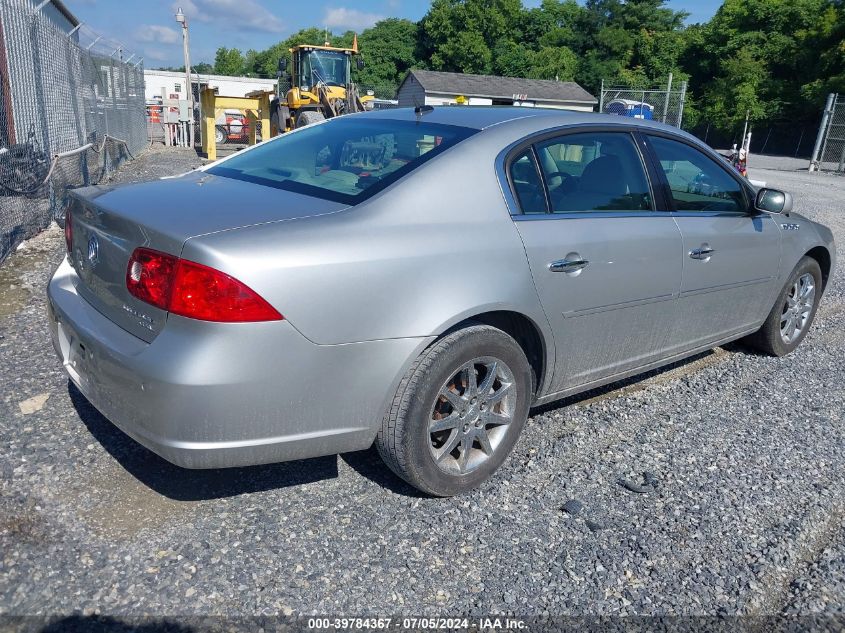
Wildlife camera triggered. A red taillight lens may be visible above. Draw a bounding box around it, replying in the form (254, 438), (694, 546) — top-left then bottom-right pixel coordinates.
(170, 258), (282, 322)
(64, 209), (73, 254)
(126, 247), (178, 310)
(126, 247), (282, 323)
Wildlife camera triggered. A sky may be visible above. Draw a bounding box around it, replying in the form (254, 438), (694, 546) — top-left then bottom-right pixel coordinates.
(69, 0), (724, 69)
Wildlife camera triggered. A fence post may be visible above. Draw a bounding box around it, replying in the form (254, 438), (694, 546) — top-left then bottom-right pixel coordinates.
(661, 72), (672, 124)
(106, 56), (118, 174)
(598, 79), (604, 113)
(677, 81), (687, 128)
(809, 93), (836, 172)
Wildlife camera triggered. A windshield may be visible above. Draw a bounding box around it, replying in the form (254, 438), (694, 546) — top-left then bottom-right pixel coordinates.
(299, 50), (349, 87)
(207, 117), (477, 204)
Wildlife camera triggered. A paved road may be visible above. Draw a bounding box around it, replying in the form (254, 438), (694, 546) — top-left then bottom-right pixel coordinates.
(1, 148), (843, 622)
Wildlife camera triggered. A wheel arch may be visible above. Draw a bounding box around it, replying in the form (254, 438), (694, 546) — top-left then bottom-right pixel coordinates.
(441, 310), (551, 399)
(805, 246), (832, 291)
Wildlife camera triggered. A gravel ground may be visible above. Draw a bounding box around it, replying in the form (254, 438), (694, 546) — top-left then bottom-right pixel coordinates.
(1, 148), (844, 625)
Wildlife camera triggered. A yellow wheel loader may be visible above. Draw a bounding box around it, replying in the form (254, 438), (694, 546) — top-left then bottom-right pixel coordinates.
(272, 37), (372, 133)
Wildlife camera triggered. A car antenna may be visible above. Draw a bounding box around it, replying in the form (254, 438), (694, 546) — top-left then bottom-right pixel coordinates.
(415, 105), (434, 117)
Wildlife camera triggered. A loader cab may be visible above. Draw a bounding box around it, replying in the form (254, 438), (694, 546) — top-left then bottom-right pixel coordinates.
(291, 46), (353, 91)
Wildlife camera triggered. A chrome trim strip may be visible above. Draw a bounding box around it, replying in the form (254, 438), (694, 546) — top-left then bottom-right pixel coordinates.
(562, 292), (676, 317)
(678, 277), (774, 298)
(513, 211), (676, 221)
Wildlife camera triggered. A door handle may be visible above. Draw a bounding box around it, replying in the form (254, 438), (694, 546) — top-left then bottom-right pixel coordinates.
(689, 245), (714, 260)
(549, 258), (590, 273)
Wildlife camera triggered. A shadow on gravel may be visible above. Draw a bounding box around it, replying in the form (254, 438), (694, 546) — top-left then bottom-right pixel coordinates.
(41, 614), (193, 632)
(341, 446), (428, 498)
(722, 339), (769, 357)
(529, 349), (718, 416)
(68, 382), (340, 501)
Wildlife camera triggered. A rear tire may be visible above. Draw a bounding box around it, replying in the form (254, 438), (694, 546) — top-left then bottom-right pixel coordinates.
(214, 126), (226, 144)
(745, 256), (822, 356)
(376, 325), (532, 496)
(295, 110), (326, 128)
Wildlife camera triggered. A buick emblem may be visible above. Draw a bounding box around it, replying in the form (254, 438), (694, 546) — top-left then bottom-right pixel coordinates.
(87, 234), (99, 266)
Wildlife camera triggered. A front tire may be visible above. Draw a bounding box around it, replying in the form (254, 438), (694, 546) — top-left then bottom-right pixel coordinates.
(745, 256), (823, 356)
(377, 325), (532, 496)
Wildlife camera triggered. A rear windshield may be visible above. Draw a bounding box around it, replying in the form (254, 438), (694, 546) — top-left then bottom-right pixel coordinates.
(207, 116), (477, 204)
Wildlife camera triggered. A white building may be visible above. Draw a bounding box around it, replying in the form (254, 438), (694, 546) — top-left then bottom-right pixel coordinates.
(144, 69), (276, 101)
(397, 69), (596, 112)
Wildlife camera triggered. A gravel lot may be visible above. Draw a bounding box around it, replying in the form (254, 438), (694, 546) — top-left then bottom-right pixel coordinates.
(1, 147), (844, 625)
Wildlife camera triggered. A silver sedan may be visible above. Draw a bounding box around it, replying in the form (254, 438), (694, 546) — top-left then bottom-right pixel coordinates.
(47, 107), (836, 496)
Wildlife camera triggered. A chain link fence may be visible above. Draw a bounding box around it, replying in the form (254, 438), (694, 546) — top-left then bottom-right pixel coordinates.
(0, 0), (147, 263)
(810, 93), (845, 173)
(599, 76), (688, 129)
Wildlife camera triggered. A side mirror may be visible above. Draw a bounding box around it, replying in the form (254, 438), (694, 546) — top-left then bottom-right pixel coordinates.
(755, 188), (792, 214)
(277, 58), (288, 73)
(356, 57), (364, 70)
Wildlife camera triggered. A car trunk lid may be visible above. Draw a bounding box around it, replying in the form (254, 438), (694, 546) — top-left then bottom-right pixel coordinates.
(66, 171), (347, 342)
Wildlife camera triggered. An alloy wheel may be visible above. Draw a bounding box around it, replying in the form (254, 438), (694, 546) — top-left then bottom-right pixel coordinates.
(780, 272), (815, 344)
(428, 356), (517, 475)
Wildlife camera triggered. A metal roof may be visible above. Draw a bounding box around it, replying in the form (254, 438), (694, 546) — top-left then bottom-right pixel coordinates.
(400, 69), (597, 104)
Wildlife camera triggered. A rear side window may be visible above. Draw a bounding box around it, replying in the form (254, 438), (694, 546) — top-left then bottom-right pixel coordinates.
(207, 118), (476, 204)
(534, 132), (652, 213)
(508, 149), (547, 214)
(648, 135), (746, 213)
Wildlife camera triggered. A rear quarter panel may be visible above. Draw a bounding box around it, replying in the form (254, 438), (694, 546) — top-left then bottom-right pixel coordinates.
(180, 131), (553, 350)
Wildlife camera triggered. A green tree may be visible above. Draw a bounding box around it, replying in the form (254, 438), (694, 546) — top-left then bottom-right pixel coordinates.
(190, 0), (845, 147)
(492, 40), (533, 77)
(355, 19), (418, 97)
(418, 0), (524, 74)
(572, 0), (688, 93)
(527, 46), (579, 81)
(213, 47), (245, 76)
(683, 0), (835, 134)
(193, 62), (214, 74)
(795, 1), (845, 103)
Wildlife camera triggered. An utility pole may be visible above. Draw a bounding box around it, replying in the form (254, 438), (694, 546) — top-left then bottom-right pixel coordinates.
(175, 7), (194, 147)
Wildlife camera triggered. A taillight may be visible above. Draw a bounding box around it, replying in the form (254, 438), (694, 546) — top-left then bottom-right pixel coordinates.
(126, 247), (282, 322)
(126, 248), (177, 310)
(170, 259), (283, 322)
(64, 209), (73, 255)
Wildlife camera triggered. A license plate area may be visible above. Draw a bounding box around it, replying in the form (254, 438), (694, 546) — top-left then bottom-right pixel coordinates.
(57, 320), (91, 391)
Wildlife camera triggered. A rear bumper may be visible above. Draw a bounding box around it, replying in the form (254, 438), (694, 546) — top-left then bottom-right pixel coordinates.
(47, 258), (429, 468)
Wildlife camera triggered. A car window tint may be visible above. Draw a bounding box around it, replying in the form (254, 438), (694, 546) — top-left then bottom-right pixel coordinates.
(648, 135), (746, 213)
(207, 118), (477, 205)
(534, 132), (652, 213)
(508, 149), (547, 214)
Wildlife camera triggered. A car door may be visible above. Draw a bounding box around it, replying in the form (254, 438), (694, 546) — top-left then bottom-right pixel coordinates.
(508, 129), (684, 393)
(644, 134), (781, 349)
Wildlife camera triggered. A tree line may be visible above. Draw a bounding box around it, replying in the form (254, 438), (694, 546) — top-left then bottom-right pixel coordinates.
(157, 0), (845, 148)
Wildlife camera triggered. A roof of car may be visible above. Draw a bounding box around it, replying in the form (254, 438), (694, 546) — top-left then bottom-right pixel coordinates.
(358, 105), (692, 136)
(358, 105), (562, 129)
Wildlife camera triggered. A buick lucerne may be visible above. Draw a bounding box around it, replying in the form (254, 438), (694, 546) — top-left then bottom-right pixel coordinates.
(48, 107), (836, 496)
